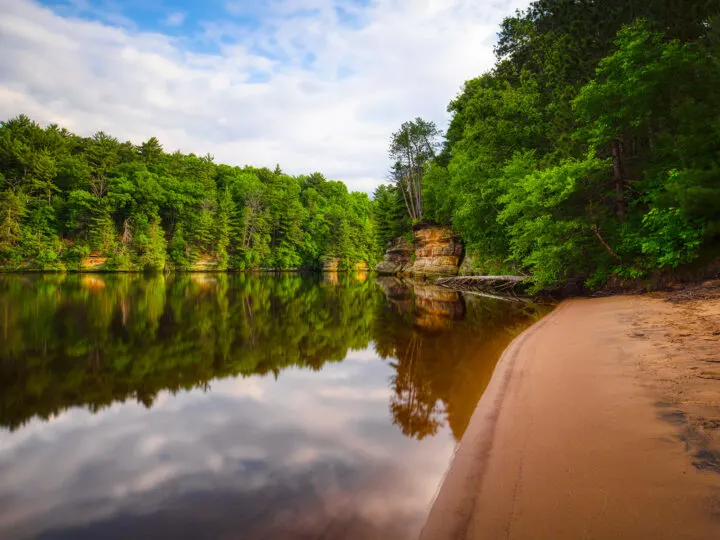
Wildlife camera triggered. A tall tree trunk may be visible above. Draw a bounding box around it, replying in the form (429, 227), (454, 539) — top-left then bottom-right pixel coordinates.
(416, 167), (423, 220)
(398, 175), (414, 221)
(404, 148), (419, 221)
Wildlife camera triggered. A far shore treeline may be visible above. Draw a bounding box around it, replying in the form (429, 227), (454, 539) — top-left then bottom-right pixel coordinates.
(0, 119), (377, 272)
(377, 1), (720, 290)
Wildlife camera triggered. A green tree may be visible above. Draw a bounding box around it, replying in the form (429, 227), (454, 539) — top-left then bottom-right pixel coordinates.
(370, 4), (720, 289)
(0, 115), (375, 272)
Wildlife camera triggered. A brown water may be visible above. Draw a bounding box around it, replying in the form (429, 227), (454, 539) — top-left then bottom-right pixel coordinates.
(0, 273), (546, 539)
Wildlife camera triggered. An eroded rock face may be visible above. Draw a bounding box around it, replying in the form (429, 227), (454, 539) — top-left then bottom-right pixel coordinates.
(322, 258), (369, 272)
(375, 225), (463, 276)
(321, 257), (340, 272)
(408, 224), (463, 276)
(375, 237), (413, 275)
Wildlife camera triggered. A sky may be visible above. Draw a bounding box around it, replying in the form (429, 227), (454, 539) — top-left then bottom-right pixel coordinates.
(0, 0), (530, 193)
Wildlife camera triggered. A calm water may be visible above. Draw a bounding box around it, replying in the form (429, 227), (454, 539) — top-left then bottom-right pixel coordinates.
(0, 273), (546, 540)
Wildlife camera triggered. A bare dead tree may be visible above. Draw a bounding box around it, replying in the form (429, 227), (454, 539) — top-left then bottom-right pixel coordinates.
(388, 118), (441, 222)
(89, 174), (109, 199)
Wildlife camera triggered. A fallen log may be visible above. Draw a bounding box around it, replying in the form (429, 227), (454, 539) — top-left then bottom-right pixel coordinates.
(434, 274), (531, 297)
(435, 275), (527, 285)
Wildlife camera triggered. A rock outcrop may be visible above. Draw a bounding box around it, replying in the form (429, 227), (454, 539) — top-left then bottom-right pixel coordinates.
(321, 257), (340, 272)
(375, 237), (413, 275)
(408, 224), (463, 276)
(80, 255), (108, 271)
(321, 258), (369, 272)
(375, 225), (464, 276)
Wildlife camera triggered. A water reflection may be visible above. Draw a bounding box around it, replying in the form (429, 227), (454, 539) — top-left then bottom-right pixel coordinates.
(0, 274), (378, 430)
(375, 277), (545, 440)
(0, 274), (546, 539)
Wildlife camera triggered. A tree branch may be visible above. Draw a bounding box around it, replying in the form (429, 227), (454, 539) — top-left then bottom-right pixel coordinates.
(592, 224), (621, 261)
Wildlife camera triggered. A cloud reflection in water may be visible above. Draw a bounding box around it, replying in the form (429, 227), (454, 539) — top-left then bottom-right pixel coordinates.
(0, 357), (453, 540)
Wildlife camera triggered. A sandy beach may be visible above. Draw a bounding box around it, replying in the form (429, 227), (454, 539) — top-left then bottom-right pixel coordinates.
(421, 284), (720, 539)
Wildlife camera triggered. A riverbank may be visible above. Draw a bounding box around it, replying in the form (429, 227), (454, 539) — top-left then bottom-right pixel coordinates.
(421, 283), (720, 539)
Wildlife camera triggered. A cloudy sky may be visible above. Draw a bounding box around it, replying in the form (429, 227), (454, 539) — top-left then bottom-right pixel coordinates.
(0, 0), (529, 192)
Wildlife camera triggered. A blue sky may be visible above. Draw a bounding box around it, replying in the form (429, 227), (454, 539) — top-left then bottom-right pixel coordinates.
(1, 0), (529, 192)
(38, 0), (370, 55)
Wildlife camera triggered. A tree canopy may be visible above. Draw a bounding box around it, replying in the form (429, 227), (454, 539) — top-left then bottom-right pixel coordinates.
(0, 117), (379, 271)
(379, 1), (720, 289)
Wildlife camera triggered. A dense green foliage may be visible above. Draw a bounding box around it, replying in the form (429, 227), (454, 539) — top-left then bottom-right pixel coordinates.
(0, 118), (377, 271)
(0, 274), (543, 440)
(371, 184), (411, 250)
(386, 1), (720, 289)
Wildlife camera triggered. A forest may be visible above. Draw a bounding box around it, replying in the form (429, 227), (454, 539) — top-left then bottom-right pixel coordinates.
(376, 0), (720, 290)
(0, 117), (377, 271)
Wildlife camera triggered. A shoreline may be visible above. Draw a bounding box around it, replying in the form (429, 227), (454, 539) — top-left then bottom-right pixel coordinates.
(421, 288), (720, 539)
(0, 268), (370, 274)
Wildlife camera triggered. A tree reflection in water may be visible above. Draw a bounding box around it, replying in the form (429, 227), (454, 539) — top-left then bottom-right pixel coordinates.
(0, 273), (547, 440)
(375, 277), (548, 441)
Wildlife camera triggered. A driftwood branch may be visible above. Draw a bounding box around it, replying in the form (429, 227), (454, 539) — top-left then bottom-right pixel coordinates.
(435, 275), (527, 287)
(436, 275), (527, 283)
(592, 224), (621, 261)
(434, 275), (531, 299)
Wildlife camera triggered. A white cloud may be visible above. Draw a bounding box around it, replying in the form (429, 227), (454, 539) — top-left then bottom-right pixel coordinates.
(0, 0), (530, 192)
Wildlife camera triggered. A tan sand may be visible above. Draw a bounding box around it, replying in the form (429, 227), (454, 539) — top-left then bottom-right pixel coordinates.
(421, 292), (720, 540)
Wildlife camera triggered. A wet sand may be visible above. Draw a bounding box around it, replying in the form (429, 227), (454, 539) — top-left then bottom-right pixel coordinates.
(421, 291), (720, 539)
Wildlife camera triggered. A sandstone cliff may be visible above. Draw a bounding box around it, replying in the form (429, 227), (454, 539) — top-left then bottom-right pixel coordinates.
(321, 257), (370, 272)
(408, 224), (463, 276)
(375, 225), (463, 276)
(375, 237), (414, 275)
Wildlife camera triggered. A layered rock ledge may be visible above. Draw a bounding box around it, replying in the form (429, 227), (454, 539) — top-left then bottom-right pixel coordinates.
(375, 237), (413, 275)
(376, 225), (464, 276)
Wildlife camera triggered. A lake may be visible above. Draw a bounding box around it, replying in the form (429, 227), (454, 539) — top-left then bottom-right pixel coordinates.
(0, 273), (546, 540)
